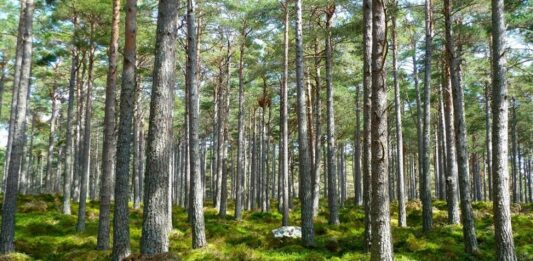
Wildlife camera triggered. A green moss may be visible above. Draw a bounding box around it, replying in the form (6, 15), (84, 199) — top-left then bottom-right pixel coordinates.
(4, 195), (533, 260)
(0, 253), (33, 261)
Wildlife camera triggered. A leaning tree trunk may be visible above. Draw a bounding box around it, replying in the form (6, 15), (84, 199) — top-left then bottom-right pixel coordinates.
(141, 0), (178, 255)
(362, 0), (373, 252)
(295, 0), (314, 247)
(97, 0), (120, 250)
(0, 0), (33, 253)
(111, 0), (136, 259)
(187, 0), (207, 249)
(370, 0), (393, 259)
(491, 0), (517, 259)
(325, 5), (339, 226)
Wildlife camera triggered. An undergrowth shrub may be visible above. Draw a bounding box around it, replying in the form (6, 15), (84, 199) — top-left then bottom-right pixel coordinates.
(19, 200), (47, 213)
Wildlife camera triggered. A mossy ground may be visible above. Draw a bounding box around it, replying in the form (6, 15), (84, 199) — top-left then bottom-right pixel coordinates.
(0, 195), (532, 260)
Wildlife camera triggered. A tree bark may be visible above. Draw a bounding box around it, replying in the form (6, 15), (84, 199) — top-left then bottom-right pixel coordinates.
(77, 46), (95, 232)
(484, 86), (492, 200)
(0, 0), (33, 253)
(235, 22), (248, 221)
(370, 0), (393, 259)
(280, 0), (290, 226)
(391, 4), (406, 227)
(295, 0), (314, 247)
(511, 98), (518, 203)
(362, 0), (372, 251)
(111, 0), (137, 259)
(354, 85), (362, 206)
(444, 0), (478, 251)
(97, 0), (120, 250)
(141, 0), (178, 254)
(187, 0), (207, 249)
(420, 0), (433, 234)
(312, 40), (322, 218)
(491, 0), (517, 258)
(62, 46), (78, 216)
(45, 81), (60, 193)
(442, 62), (460, 225)
(325, 5), (339, 226)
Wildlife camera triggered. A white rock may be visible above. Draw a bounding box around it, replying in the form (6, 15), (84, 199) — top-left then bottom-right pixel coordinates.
(272, 226), (302, 239)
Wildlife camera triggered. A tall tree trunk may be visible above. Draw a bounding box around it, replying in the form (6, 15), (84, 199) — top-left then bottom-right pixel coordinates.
(45, 83), (59, 193)
(442, 61), (460, 225)
(312, 40), (322, 217)
(391, 4), (406, 227)
(280, 0), (290, 226)
(111, 0), (136, 259)
(354, 85), (362, 206)
(444, 0), (478, 251)
(370, 0), (393, 259)
(0, 0), (33, 253)
(511, 98), (518, 203)
(62, 44), (78, 216)
(437, 94), (447, 201)
(133, 75), (144, 209)
(484, 86), (492, 200)
(235, 23), (248, 221)
(295, 0), (314, 247)
(187, 0), (207, 249)
(362, 0), (372, 251)
(325, 5), (339, 226)
(491, 0), (516, 258)
(0, 57), (5, 120)
(77, 45), (95, 232)
(420, 0), (433, 234)
(2, 0), (27, 192)
(141, 0), (178, 254)
(97, 0), (120, 250)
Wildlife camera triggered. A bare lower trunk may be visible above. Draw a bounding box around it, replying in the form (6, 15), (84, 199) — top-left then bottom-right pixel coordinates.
(280, 0), (290, 226)
(0, 0), (33, 253)
(325, 6), (339, 225)
(111, 1), (136, 258)
(97, 0), (120, 250)
(444, 1), (478, 251)
(295, 0), (314, 247)
(77, 46), (95, 232)
(391, 6), (406, 227)
(44, 83), (59, 193)
(370, 0), (393, 259)
(354, 86), (362, 206)
(442, 67), (460, 225)
(141, 0), (178, 254)
(491, 0), (516, 258)
(420, 0), (433, 234)
(362, 0), (372, 251)
(187, 0), (207, 249)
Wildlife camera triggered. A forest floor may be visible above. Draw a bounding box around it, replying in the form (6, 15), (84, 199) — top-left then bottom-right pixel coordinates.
(0, 195), (532, 261)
